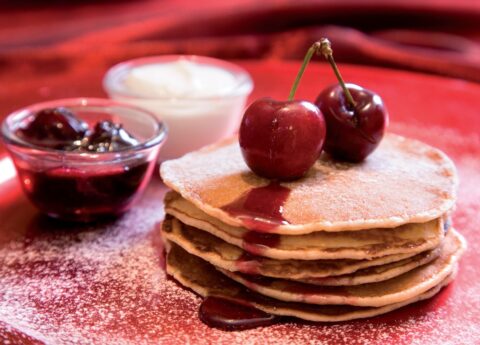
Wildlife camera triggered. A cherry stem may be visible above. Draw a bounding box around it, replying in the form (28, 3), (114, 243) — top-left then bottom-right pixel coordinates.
(319, 38), (357, 109)
(288, 41), (321, 101)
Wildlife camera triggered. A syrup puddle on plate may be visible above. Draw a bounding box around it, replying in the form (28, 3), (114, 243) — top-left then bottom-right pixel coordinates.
(199, 295), (279, 331)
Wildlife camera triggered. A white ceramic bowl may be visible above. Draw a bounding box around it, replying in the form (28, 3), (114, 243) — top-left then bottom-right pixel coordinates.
(103, 55), (253, 161)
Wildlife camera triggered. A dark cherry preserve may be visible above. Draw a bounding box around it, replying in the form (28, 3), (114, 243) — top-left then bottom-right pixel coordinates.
(16, 163), (151, 220)
(242, 231), (281, 256)
(199, 296), (278, 331)
(221, 182), (291, 232)
(234, 251), (261, 274)
(13, 107), (150, 221)
(16, 107), (88, 150)
(243, 231), (281, 247)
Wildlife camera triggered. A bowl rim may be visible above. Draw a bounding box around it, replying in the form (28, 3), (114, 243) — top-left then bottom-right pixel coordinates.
(1, 97), (168, 157)
(103, 54), (254, 101)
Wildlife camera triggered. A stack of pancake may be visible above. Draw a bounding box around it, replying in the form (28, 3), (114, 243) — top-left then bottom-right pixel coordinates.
(160, 134), (466, 322)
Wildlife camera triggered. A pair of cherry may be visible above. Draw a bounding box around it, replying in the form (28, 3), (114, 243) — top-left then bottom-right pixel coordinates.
(240, 39), (389, 180)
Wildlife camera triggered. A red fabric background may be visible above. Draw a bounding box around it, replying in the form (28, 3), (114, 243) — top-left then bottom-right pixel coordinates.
(1, 0), (480, 93)
(1, 0), (479, 166)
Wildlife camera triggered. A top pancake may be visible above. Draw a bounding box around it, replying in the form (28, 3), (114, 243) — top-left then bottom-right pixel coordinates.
(161, 134), (457, 234)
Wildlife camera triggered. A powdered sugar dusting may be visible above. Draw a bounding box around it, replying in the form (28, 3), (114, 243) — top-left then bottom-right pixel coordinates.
(0, 121), (480, 344)
(0, 181), (203, 345)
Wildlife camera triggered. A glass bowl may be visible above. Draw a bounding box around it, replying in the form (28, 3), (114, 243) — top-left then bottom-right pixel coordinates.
(103, 55), (253, 161)
(1, 98), (167, 222)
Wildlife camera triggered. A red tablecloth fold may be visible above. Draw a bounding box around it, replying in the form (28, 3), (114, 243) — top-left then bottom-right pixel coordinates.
(1, 0), (480, 83)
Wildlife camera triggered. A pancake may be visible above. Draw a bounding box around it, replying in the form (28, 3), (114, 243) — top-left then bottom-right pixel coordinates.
(164, 194), (446, 260)
(162, 216), (439, 281)
(160, 134), (457, 234)
(220, 229), (465, 307)
(298, 246), (441, 286)
(166, 242), (457, 322)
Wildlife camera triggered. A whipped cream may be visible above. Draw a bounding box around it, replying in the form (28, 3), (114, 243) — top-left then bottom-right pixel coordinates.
(123, 59), (238, 98)
(105, 56), (253, 160)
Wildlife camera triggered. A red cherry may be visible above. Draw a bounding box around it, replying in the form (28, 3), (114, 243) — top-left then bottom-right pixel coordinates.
(315, 83), (388, 162)
(239, 97), (326, 180)
(315, 38), (388, 162)
(85, 120), (139, 152)
(17, 107), (88, 149)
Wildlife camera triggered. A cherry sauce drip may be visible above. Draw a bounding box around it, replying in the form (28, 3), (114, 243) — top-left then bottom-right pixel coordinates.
(221, 182), (291, 232)
(234, 252), (262, 274)
(242, 231), (281, 255)
(199, 296), (278, 331)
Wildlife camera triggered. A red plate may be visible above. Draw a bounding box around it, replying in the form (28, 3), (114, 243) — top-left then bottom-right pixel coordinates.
(1, 61), (480, 344)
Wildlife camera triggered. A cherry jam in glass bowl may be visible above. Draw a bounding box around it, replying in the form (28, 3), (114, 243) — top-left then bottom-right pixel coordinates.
(1, 98), (167, 221)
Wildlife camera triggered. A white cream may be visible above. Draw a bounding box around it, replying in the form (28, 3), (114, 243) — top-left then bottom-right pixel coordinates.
(104, 56), (253, 160)
(123, 59), (239, 99)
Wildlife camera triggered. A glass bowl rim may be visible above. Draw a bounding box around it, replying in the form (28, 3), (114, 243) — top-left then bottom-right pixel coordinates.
(1, 97), (168, 158)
